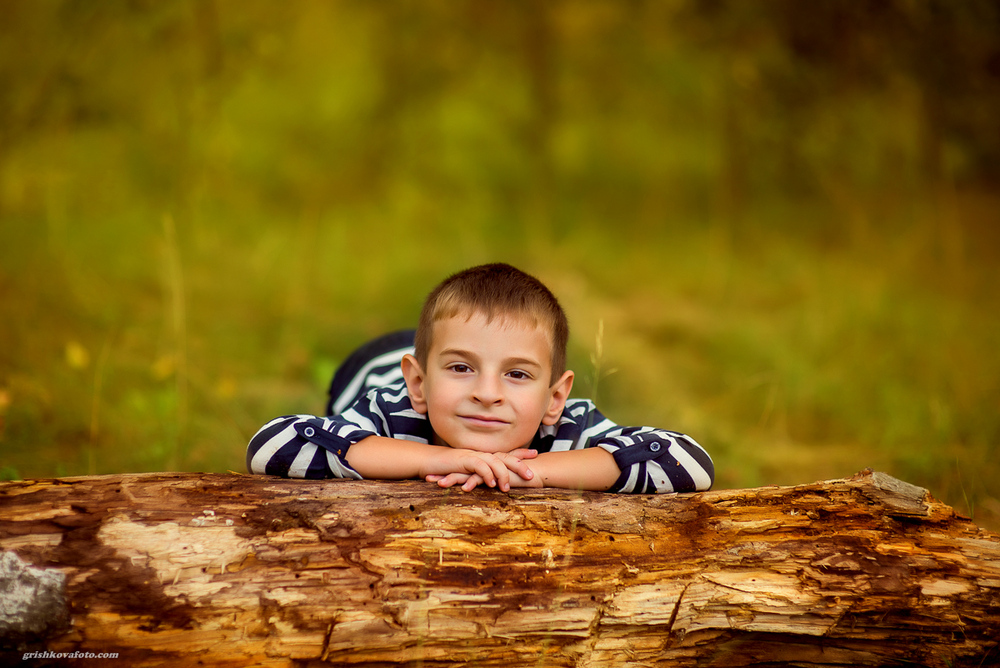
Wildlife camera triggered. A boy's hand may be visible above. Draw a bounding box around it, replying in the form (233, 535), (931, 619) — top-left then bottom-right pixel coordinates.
(427, 466), (543, 491)
(424, 448), (537, 492)
(430, 449), (622, 492)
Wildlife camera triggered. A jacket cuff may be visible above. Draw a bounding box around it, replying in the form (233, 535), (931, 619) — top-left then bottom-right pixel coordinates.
(598, 433), (683, 494)
(602, 434), (672, 469)
(293, 418), (363, 476)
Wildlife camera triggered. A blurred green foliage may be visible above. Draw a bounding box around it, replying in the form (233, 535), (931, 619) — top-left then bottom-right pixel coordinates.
(1, 1), (998, 528)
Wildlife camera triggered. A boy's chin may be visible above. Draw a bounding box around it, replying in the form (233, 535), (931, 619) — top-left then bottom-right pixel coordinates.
(434, 434), (524, 454)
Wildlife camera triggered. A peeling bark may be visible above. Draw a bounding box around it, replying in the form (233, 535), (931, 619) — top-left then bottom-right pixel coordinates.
(1, 469), (998, 667)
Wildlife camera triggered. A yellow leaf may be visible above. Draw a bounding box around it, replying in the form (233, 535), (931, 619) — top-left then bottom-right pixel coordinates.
(152, 354), (176, 380)
(215, 377), (238, 399)
(65, 341), (90, 370)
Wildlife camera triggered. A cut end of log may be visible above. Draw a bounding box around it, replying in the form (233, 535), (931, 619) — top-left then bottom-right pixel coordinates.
(0, 551), (69, 644)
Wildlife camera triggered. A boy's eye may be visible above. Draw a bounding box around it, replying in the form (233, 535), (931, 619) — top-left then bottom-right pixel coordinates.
(506, 370), (531, 380)
(448, 364), (472, 374)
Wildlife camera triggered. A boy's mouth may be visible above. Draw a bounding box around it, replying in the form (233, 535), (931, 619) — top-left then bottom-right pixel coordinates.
(460, 415), (508, 427)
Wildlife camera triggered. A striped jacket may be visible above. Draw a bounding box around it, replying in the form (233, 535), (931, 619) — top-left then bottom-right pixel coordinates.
(247, 382), (714, 494)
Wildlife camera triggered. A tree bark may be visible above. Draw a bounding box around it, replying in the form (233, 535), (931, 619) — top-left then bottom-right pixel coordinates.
(1, 469), (998, 667)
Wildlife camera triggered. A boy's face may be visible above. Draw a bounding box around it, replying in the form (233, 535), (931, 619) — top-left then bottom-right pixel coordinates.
(402, 312), (573, 453)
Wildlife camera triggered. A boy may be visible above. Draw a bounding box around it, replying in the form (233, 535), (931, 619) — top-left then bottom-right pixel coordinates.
(247, 264), (713, 494)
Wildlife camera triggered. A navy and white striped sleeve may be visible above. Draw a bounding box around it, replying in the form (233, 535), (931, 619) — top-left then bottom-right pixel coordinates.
(247, 382), (430, 480)
(246, 413), (371, 479)
(553, 399), (714, 494)
(597, 428), (714, 494)
(246, 387), (393, 479)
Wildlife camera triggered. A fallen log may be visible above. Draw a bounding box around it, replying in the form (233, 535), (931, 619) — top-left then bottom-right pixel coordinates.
(1, 469), (998, 667)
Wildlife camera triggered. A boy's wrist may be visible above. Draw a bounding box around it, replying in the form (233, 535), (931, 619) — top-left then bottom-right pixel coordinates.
(525, 449), (619, 491)
(506, 467), (543, 489)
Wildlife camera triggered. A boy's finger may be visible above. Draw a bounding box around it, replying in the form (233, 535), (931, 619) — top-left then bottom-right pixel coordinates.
(461, 474), (485, 492)
(495, 459), (515, 492)
(428, 474), (469, 485)
(502, 454), (535, 480)
(479, 456), (512, 492)
(472, 459), (498, 488)
(508, 448), (539, 460)
(433, 472), (468, 487)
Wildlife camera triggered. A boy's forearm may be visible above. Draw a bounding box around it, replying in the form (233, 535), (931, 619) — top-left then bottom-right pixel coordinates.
(527, 448), (620, 491)
(345, 435), (437, 480)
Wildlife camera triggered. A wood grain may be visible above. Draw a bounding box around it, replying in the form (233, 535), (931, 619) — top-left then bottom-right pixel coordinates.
(1, 469), (998, 666)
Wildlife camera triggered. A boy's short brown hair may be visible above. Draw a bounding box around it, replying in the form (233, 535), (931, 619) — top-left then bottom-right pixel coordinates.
(415, 264), (569, 383)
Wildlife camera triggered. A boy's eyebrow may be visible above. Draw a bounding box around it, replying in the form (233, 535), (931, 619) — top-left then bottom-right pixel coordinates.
(503, 356), (544, 370)
(438, 348), (478, 360)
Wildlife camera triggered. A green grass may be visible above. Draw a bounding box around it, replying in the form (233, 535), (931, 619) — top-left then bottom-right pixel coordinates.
(1, 2), (998, 532)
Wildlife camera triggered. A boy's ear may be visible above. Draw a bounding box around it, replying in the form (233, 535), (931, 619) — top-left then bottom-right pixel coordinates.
(542, 370), (574, 426)
(401, 354), (429, 414)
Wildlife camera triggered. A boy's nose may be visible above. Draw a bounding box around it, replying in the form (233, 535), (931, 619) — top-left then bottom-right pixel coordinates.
(472, 376), (503, 405)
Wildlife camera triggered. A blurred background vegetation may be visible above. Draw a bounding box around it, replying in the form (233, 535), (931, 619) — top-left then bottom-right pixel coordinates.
(1, 0), (998, 528)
